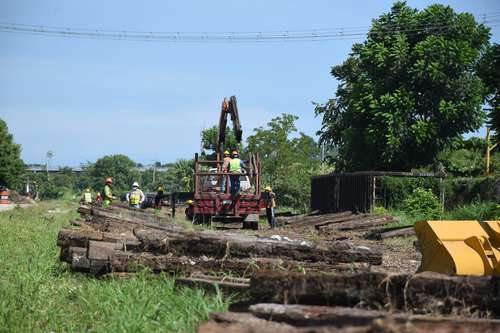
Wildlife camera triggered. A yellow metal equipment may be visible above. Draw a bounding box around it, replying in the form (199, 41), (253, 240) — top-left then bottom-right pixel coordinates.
(415, 220), (500, 276)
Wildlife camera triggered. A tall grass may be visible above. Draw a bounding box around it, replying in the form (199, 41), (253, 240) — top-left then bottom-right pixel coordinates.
(0, 201), (229, 333)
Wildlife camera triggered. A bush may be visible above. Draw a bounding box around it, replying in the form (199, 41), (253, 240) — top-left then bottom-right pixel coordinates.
(401, 188), (441, 220)
(379, 176), (440, 209)
(441, 201), (499, 220)
(443, 177), (500, 208)
(28, 172), (77, 200)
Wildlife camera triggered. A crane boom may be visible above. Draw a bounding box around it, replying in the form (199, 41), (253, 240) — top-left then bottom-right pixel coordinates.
(217, 96), (242, 159)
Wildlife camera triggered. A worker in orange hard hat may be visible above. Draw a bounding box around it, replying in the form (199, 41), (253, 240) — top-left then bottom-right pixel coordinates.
(102, 177), (114, 207)
(220, 150), (232, 193)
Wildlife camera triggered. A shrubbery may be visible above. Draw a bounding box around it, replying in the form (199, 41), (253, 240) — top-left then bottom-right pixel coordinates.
(401, 188), (442, 220)
(379, 176), (440, 209)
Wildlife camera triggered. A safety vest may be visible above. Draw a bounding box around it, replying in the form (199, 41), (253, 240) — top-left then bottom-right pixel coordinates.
(83, 192), (92, 203)
(103, 185), (113, 200)
(129, 190), (141, 205)
(229, 158), (241, 173)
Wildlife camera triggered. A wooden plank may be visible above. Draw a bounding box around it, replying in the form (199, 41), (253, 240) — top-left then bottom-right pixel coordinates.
(175, 274), (250, 295)
(335, 216), (396, 231)
(249, 271), (388, 307)
(248, 271), (500, 317)
(87, 241), (123, 260)
(375, 226), (415, 239)
(248, 304), (500, 332)
(277, 211), (353, 226)
(133, 228), (382, 265)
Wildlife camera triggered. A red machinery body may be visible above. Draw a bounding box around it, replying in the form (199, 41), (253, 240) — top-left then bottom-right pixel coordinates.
(194, 193), (261, 216)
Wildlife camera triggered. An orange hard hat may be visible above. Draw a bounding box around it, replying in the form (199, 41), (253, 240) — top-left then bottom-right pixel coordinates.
(105, 177), (113, 184)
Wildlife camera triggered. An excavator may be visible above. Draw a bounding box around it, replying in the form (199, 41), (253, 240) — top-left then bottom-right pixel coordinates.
(187, 96), (262, 228)
(415, 219), (500, 276)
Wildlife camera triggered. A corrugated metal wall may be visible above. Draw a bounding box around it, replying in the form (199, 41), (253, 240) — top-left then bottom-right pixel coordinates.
(311, 174), (375, 213)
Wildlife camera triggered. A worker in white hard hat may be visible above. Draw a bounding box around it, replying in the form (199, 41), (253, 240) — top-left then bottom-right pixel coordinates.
(126, 181), (145, 209)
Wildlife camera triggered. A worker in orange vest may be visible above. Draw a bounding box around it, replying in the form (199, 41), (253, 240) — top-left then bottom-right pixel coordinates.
(220, 150), (231, 193)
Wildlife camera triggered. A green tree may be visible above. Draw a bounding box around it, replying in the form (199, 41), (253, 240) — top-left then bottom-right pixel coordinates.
(79, 155), (140, 193)
(0, 119), (25, 188)
(315, 2), (490, 171)
(200, 125), (240, 158)
(165, 159), (194, 192)
(247, 114), (320, 209)
(477, 43), (500, 139)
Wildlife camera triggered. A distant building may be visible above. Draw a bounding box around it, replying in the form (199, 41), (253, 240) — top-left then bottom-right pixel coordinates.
(26, 165), (83, 175)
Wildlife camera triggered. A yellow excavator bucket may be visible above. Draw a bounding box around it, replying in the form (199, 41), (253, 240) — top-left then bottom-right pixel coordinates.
(414, 220), (500, 276)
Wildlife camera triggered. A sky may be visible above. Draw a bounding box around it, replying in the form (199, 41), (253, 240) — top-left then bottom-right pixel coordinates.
(0, 0), (499, 167)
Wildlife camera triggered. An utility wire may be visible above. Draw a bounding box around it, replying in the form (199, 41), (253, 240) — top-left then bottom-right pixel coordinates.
(0, 14), (498, 43)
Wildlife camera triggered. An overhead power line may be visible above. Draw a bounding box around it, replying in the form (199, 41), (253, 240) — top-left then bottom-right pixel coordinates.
(0, 13), (499, 44)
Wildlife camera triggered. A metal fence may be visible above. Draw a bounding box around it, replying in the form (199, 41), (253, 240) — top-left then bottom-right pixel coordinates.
(311, 171), (445, 214)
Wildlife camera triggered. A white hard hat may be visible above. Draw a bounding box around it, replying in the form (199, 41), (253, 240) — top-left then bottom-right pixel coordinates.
(132, 181), (139, 188)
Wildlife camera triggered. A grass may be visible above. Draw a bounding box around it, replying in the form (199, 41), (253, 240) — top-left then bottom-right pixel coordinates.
(375, 201), (499, 230)
(0, 200), (229, 333)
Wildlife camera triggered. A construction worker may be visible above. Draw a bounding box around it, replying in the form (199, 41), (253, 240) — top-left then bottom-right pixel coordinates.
(220, 150), (231, 193)
(102, 178), (114, 207)
(126, 181), (145, 209)
(95, 192), (102, 205)
(185, 199), (194, 220)
(229, 150), (246, 196)
(81, 187), (92, 204)
(263, 186), (277, 229)
(154, 186), (165, 209)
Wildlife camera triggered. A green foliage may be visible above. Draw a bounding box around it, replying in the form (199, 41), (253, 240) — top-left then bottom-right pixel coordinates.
(379, 176), (440, 209)
(200, 125), (241, 158)
(315, 2), (490, 171)
(477, 43), (500, 139)
(438, 148), (484, 177)
(246, 114), (320, 209)
(401, 188), (441, 219)
(26, 168), (79, 200)
(0, 201), (229, 332)
(441, 201), (499, 220)
(0, 119), (25, 188)
(78, 155), (141, 194)
(166, 159), (195, 192)
(436, 137), (494, 177)
(442, 176), (500, 208)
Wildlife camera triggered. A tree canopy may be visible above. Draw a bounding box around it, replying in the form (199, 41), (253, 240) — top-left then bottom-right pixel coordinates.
(200, 125), (241, 158)
(477, 43), (500, 139)
(79, 155), (140, 193)
(0, 119), (25, 188)
(315, 2), (491, 171)
(247, 114), (320, 209)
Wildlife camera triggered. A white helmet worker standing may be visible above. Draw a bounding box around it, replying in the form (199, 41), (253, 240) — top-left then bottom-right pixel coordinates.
(126, 181), (145, 209)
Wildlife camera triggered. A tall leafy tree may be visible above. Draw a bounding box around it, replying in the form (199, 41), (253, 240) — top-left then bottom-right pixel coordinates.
(200, 125), (240, 158)
(477, 43), (500, 139)
(315, 2), (490, 171)
(247, 114), (320, 209)
(0, 119), (25, 188)
(165, 159), (194, 192)
(79, 155), (140, 193)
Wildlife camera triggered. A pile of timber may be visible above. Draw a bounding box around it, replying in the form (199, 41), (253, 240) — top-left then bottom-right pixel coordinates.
(366, 225), (416, 240)
(277, 211), (400, 233)
(196, 271), (500, 332)
(57, 205), (382, 276)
